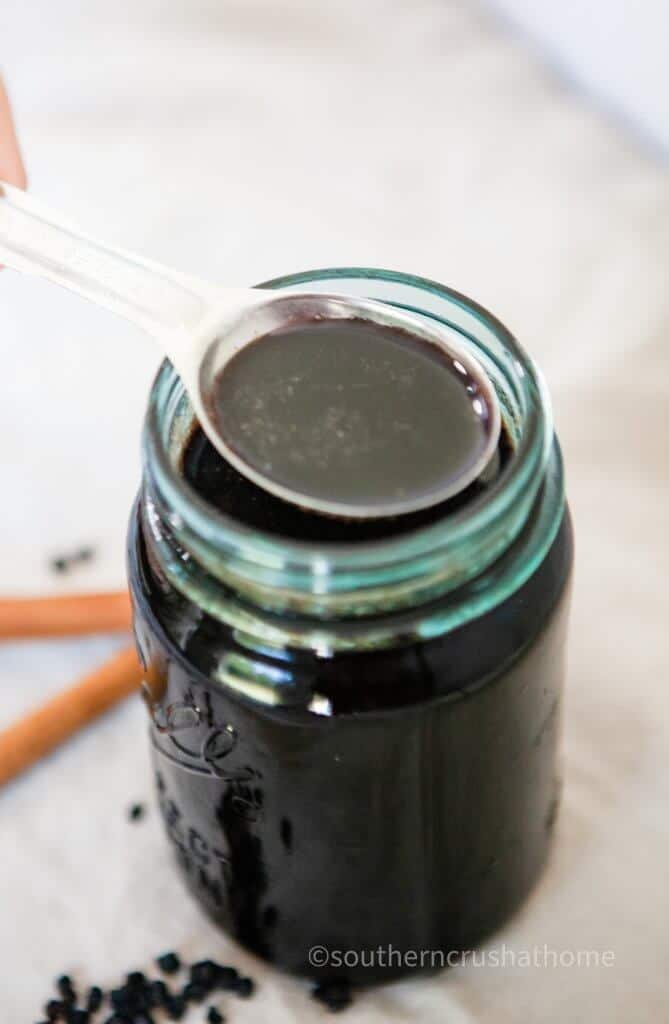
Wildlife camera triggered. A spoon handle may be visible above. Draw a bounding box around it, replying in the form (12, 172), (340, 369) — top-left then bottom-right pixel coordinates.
(0, 180), (217, 338)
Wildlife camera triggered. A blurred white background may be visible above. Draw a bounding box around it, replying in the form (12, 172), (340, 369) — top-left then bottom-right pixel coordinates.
(1, 2), (668, 1022)
(492, 0), (669, 151)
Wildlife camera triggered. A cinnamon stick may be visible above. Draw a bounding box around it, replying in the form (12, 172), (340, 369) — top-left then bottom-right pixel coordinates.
(0, 646), (143, 787)
(0, 590), (132, 641)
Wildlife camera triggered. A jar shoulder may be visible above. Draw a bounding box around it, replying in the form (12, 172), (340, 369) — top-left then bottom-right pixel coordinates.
(128, 504), (572, 716)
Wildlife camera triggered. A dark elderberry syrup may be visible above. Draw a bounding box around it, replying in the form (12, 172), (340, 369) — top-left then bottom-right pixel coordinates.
(180, 420), (514, 544)
(128, 271), (572, 983)
(205, 317), (498, 521)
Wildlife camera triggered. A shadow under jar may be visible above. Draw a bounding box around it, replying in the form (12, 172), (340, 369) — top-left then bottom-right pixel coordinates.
(127, 268), (573, 984)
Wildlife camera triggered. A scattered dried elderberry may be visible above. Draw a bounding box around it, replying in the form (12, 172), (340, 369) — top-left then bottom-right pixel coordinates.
(40, 952), (255, 1024)
(57, 976), (76, 1003)
(312, 979), (353, 1013)
(156, 952), (181, 975)
(182, 980), (206, 1003)
(189, 960), (220, 991)
(49, 547), (95, 575)
(109, 988), (129, 1012)
(164, 993), (186, 1021)
(128, 803), (146, 823)
(111, 978), (155, 1018)
(233, 977), (254, 999)
(86, 987), (103, 1013)
(148, 979), (168, 1008)
(65, 1010), (89, 1024)
(216, 966), (239, 991)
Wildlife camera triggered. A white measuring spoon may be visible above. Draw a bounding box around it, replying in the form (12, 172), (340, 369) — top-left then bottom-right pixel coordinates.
(0, 181), (500, 519)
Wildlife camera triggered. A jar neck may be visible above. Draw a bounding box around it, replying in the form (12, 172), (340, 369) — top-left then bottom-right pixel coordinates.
(141, 269), (563, 634)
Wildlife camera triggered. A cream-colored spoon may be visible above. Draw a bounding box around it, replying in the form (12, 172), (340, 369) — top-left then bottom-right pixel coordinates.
(0, 181), (500, 519)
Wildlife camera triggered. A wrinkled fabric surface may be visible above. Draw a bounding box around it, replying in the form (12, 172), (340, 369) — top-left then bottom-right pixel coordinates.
(1, 2), (667, 1021)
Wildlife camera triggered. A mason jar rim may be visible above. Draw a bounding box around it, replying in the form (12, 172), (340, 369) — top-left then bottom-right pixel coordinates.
(142, 268), (557, 617)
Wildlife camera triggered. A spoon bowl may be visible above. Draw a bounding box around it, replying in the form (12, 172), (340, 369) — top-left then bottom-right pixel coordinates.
(195, 291), (501, 519)
(0, 181), (500, 520)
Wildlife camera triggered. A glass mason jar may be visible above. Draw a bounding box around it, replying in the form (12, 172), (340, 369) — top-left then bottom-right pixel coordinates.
(127, 268), (573, 983)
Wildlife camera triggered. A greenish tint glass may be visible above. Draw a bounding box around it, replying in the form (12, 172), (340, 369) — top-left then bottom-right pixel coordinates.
(142, 267), (564, 653)
(130, 268), (572, 978)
